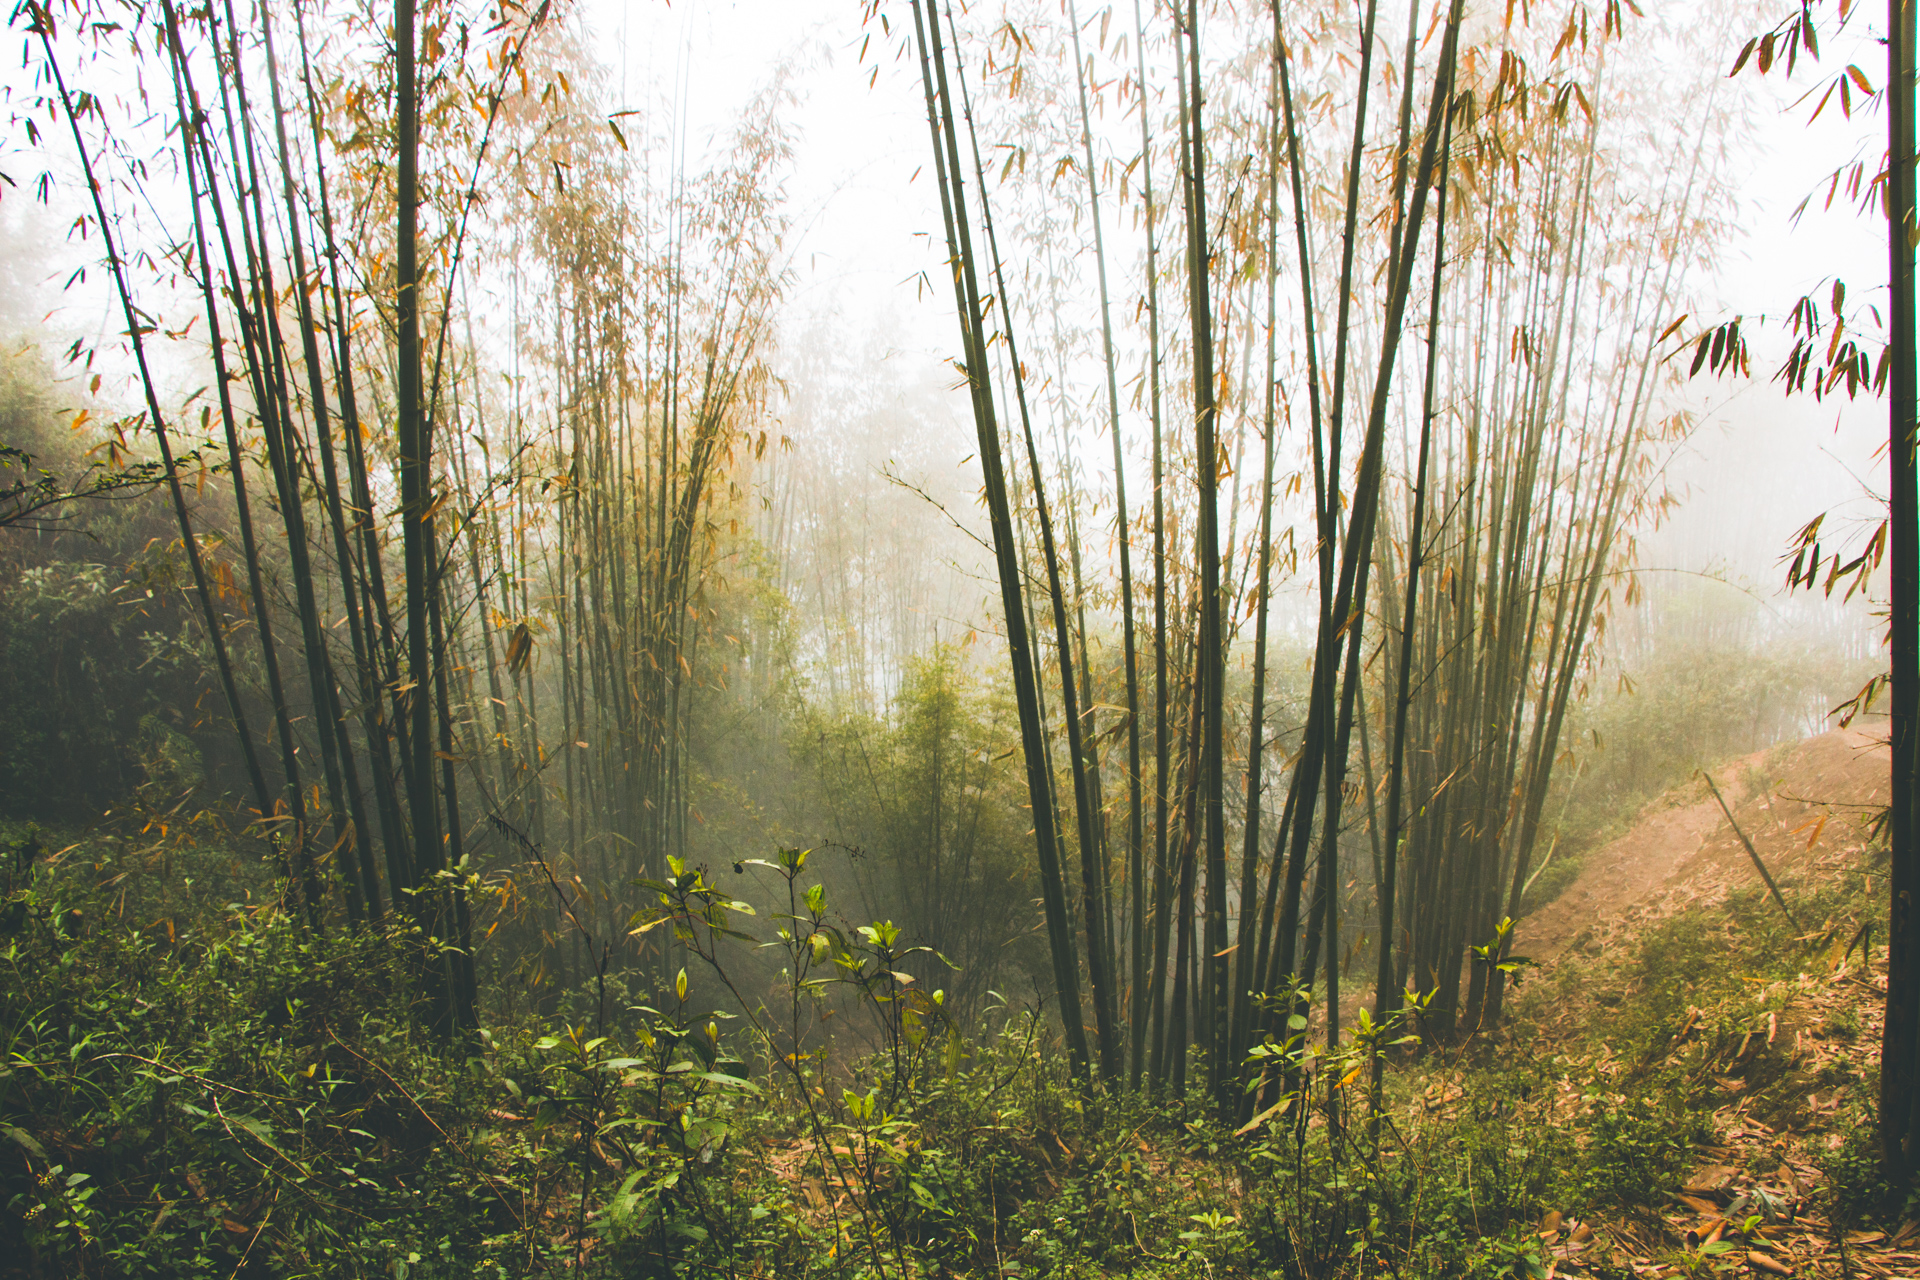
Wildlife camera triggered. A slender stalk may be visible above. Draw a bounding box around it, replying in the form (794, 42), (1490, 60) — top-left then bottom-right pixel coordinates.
(1172, 0), (1229, 1111)
(1373, 91), (1452, 1133)
(1133, 0), (1173, 1090)
(1885, 0), (1920, 1184)
(31, 5), (275, 848)
(1068, 0), (1145, 1088)
(908, 0), (1092, 1078)
(1230, 30), (1285, 1091)
(395, 0), (458, 1035)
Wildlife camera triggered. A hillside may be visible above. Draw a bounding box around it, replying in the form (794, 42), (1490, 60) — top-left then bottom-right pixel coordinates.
(2, 729), (1909, 1278)
(1493, 728), (1911, 1278)
(1521, 728), (1889, 966)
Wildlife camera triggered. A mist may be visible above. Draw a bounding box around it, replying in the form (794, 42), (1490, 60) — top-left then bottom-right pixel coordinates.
(1, 0), (1913, 1273)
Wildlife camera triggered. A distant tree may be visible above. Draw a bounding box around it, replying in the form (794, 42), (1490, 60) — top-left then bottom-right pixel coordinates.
(798, 647), (1045, 1017)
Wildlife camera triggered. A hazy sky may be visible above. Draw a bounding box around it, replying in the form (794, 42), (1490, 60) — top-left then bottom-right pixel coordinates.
(582, 1), (952, 355)
(578, 0), (1890, 595)
(0, 0), (1895, 607)
(1655, 15), (1887, 597)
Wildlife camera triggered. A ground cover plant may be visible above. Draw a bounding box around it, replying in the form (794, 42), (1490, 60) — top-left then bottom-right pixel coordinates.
(1, 755), (1912, 1277)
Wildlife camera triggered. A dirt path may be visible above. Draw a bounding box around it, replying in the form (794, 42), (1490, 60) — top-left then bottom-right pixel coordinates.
(1518, 728), (1889, 965)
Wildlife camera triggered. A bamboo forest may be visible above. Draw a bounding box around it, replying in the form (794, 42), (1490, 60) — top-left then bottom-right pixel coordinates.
(2, 0), (1918, 1273)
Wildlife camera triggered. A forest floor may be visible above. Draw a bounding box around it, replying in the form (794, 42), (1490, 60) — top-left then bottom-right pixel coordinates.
(2, 728), (1912, 1278)
(1491, 725), (1913, 1277)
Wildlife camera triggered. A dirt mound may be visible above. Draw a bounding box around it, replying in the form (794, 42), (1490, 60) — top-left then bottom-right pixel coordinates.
(1519, 727), (1888, 964)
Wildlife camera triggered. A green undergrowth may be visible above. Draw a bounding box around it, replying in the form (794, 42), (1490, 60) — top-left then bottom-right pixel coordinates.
(1509, 846), (1912, 1234)
(0, 826), (1900, 1278)
(1515, 857), (1881, 1094)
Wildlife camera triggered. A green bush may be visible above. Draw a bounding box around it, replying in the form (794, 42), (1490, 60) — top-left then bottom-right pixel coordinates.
(1573, 1086), (1703, 1208)
(0, 848), (797, 1278)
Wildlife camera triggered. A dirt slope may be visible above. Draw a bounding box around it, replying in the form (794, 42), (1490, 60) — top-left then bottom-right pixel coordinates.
(1507, 728), (1908, 1279)
(1519, 727), (1889, 964)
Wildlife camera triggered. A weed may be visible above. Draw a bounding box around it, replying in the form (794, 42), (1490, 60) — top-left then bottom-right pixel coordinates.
(1573, 1085), (1704, 1208)
(1820, 1104), (1891, 1228)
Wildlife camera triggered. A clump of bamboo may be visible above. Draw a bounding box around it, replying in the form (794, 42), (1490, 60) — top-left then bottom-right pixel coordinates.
(891, 0), (1739, 1107)
(24, 0), (788, 1031)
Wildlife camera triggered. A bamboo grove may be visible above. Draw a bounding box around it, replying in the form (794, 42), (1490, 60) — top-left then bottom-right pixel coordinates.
(896, 0), (1731, 1115)
(15, 0), (789, 1033)
(12, 0), (1739, 1112)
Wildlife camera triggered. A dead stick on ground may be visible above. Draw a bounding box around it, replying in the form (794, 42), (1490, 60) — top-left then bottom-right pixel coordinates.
(1700, 769), (1799, 931)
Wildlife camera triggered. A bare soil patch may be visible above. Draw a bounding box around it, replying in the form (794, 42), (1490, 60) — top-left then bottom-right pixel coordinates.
(1518, 728), (1888, 965)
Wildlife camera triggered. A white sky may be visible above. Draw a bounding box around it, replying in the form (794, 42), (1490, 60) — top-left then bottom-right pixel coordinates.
(586, 0), (958, 360)
(1652, 13), (1889, 597)
(0, 0), (1897, 614)
(584, 0), (1893, 598)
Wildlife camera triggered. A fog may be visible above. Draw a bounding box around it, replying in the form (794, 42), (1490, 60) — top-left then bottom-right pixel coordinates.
(0, 0), (1911, 1267)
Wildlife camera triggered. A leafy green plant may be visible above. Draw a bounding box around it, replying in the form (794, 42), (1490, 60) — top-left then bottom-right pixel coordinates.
(1820, 1103), (1892, 1227)
(1575, 1086), (1703, 1208)
(1467, 1230), (1550, 1279)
